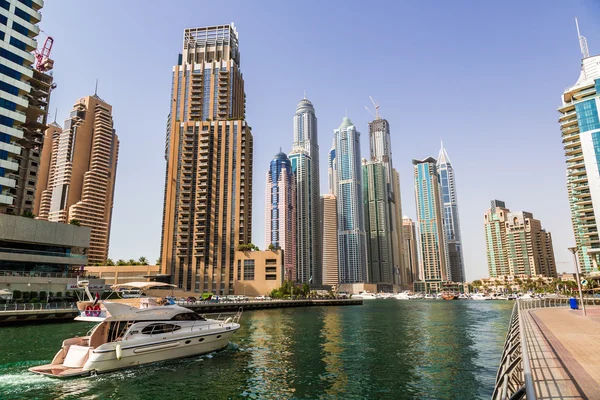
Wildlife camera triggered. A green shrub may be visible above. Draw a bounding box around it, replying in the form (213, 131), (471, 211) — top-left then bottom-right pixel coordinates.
(55, 291), (62, 298)
(39, 291), (47, 301)
(31, 297), (39, 303)
(12, 290), (21, 299)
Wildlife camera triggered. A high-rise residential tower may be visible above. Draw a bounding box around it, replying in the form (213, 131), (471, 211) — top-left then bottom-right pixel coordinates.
(265, 151), (295, 281)
(437, 143), (465, 282)
(484, 200), (557, 278)
(413, 157), (448, 293)
(289, 98), (321, 285)
(362, 160), (393, 286)
(559, 21), (600, 272)
(334, 117), (367, 283)
(484, 200), (510, 277)
(36, 95), (119, 264)
(402, 216), (419, 283)
(160, 24), (253, 294)
(0, 1), (54, 215)
(366, 113), (404, 287)
(328, 139), (337, 196)
(321, 193), (338, 286)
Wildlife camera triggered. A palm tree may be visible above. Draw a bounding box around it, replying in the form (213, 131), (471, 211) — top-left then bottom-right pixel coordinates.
(127, 259), (137, 266)
(138, 256), (149, 265)
(69, 219), (81, 226)
(105, 258), (115, 266)
(116, 259), (127, 266)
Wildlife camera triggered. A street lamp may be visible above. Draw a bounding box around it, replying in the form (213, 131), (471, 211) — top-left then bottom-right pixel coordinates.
(568, 247), (587, 317)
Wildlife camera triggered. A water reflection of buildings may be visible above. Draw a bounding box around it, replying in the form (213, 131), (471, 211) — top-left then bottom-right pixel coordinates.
(243, 311), (295, 398)
(320, 308), (348, 396)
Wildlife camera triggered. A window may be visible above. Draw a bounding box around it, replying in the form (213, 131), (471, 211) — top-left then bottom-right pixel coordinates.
(27, 180), (34, 186)
(170, 312), (205, 321)
(9, 37), (27, 51)
(237, 260), (241, 280)
(265, 275), (277, 280)
(29, 171), (36, 176)
(265, 266), (277, 273)
(0, 0), (8, 11)
(0, 14), (6, 25)
(141, 323), (182, 335)
(14, 7), (31, 23)
(31, 161), (37, 167)
(243, 260), (255, 280)
(11, 21), (28, 36)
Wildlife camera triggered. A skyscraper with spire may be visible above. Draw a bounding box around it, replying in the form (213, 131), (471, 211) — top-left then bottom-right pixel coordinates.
(265, 150), (295, 280)
(437, 142), (465, 282)
(559, 19), (600, 272)
(160, 24), (253, 294)
(289, 97), (321, 284)
(334, 117), (367, 283)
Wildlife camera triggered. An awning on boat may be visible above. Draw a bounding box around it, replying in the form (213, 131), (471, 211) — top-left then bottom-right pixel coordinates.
(110, 282), (177, 290)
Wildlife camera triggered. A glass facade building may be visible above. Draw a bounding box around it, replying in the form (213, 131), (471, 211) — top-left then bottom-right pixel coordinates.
(333, 117), (367, 283)
(413, 157), (448, 293)
(437, 143), (465, 282)
(559, 45), (600, 272)
(265, 151), (295, 281)
(289, 98), (321, 285)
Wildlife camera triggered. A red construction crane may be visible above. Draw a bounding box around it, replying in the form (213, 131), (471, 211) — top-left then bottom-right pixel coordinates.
(35, 36), (54, 72)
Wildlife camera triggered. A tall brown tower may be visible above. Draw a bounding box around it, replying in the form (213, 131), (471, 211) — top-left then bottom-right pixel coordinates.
(161, 24), (254, 294)
(36, 95), (119, 264)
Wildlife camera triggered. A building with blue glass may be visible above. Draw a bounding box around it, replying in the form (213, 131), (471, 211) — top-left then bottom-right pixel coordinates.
(289, 98), (321, 285)
(437, 143), (465, 282)
(0, 0), (52, 215)
(559, 26), (600, 273)
(413, 157), (448, 293)
(333, 117), (367, 283)
(265, 151), (295, 281)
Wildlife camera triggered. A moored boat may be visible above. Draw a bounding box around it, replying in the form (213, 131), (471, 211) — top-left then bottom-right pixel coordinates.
(29, 302), (242, 378)
(441, 293), (459, 300)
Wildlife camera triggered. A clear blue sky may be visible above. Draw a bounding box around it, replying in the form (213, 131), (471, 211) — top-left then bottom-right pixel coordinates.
(40, 0), (600, 279)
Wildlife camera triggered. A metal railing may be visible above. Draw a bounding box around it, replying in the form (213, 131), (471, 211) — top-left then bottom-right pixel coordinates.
(492, 297), (600, 399)
(0, 302), (78, 312)
(0, 247), (87, 259)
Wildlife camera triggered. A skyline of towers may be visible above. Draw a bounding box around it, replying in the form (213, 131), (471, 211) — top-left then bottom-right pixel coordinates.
(437, 143), (465, 282)
(265, 151), (296, 281)
(289, 97), (321, 285)
(333, 117), (367, 284)
(413, 157), (448, 292)
(484, 200), (557, 278)
(0, 0), (53, 216)
(160, 24), (254, 294)
(559, 24), (600, 273)
(36, 95), (119, 264)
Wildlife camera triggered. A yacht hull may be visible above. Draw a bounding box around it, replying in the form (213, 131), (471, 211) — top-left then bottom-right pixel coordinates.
(29, 326), (238, 378)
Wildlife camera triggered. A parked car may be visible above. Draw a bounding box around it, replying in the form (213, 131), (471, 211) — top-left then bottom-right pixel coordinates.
(254, 295), (272, 301)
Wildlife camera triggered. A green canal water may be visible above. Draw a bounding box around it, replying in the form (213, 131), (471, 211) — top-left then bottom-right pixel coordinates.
(0, 300), (513, 399)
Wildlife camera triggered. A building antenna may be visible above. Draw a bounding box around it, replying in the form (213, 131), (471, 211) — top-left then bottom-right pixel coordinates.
(53, 108), (58, 123)
(576, 17), (590, 59)
(303, 90), (306, 99)
(369, 96), (380, 119)
(94, 79), (98, 96)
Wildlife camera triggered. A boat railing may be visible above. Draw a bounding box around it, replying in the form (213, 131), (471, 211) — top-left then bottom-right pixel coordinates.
(0, 302), (78, 312)
(200, 307), (243, 328)
(492, 297), (599, 399)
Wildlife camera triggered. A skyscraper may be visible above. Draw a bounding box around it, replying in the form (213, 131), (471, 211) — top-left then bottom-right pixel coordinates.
(0, 1), (54, 215)
(289, 98), (320, 284)
(321, 193), (338, 286)
(362, 160), (393, 286)
(334, 117), (367, 283)
(413, 157), (448, 293)
(437, 143), (465, 282)
(559, 21), (600, 272)
(265, 151), (295, 281)
(328, 139), (337, 196)
(367, 114), (404, 287)
(484, 200), (510, 277)
(160, 24), (253, 294)
(484, 200), (557, 278)
(36, 95), (119, 264)
(402, 216), (419, 284)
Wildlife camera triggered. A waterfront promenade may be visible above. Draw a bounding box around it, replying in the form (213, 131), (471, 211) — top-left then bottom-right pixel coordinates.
(0, 298), (362, 326)
(494, 299), (600, 399)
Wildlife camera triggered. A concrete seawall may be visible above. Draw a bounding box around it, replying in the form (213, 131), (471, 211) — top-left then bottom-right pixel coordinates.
(0, 299), (363, 326)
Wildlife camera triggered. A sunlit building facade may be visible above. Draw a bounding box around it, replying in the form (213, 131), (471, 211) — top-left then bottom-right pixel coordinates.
(160, 24), (254, 294)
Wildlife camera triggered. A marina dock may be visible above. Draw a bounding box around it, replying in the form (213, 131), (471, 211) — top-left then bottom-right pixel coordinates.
(0, 298), (362, 326)
(494, 299), (600, 399)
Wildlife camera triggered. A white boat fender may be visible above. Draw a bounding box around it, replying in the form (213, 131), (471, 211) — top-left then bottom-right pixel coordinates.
(116, 344), (122, 360)
(224, 317), (232, 324)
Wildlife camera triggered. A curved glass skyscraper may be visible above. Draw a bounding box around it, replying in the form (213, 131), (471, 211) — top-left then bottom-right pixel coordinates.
(289, 98), (321, 284)
(437, 143), (465, 282)
(334, 117), (367, 283)
(265, 151), (296, 280)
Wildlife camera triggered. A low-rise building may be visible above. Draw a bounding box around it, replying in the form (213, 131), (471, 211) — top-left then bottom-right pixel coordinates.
(233, 250), (284, 297)
(84, 265), (161, 286)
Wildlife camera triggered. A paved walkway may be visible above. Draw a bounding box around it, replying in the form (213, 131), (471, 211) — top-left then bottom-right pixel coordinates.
(523, 306), (600, 399)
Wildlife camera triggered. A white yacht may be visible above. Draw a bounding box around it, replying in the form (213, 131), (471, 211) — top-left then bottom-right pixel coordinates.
(29, 302), (242, 378)
(471, 293), (492, 301)
(353, 291), (379, 300)
(395, 291), (416, 300)
(423, 294), (436, 300)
